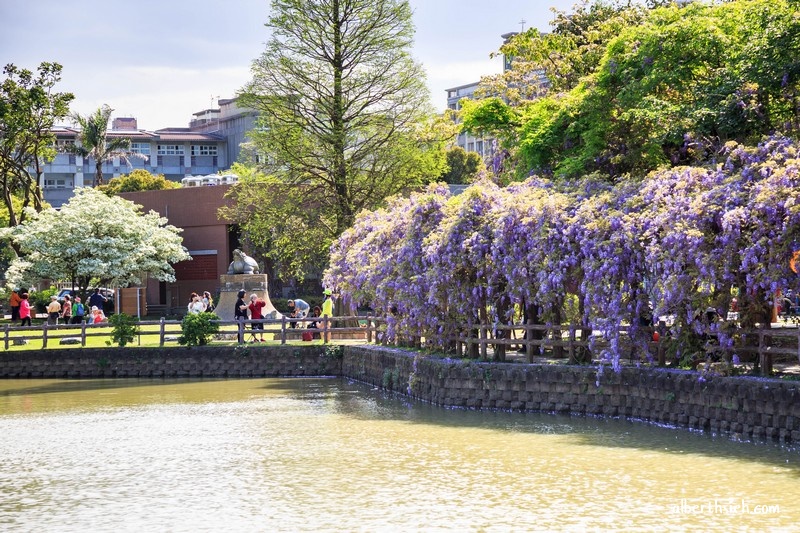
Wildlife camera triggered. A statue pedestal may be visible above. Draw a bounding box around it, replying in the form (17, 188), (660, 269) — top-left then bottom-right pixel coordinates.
(214, 274), (281, 321)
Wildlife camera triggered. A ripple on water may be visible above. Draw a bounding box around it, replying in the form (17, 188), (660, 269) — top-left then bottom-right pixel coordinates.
(0, 378), (798, 532)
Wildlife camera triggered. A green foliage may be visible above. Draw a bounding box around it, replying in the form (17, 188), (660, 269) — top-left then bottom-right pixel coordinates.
(459, 97), (519, 138)
(2, 187), (190, 293)
(235, 0), (436, 278)
(69, 105), (133, 187)
(178, 312), (220, 346)
(30, 287), (57, 313)
(483, 0), (800, 181)
(98, 169), (180, 195)
(324, 345), (344, 359)
(0, 62), (73, 232)
(439, 146), (484, 184)
(108, 313), (139, 347)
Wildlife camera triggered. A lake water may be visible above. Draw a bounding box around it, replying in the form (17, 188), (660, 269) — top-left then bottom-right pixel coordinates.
(0, 378), (798, 532)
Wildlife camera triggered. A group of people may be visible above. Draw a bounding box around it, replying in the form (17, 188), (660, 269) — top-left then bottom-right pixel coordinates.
(233, 289), (334, 343)
(9, 288), (107, 326)
(9, 289), (32, 327)
(187, 291), (215, 314)
(234, 290), (269, 342)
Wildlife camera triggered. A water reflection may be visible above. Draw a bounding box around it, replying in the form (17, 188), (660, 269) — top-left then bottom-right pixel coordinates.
(0, 378), (798, 532)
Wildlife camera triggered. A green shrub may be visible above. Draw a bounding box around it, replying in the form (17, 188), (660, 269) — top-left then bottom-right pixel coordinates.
(31, 287), (58, 313)
(108, 313), (139, 347)
(179, 312), (219, 346)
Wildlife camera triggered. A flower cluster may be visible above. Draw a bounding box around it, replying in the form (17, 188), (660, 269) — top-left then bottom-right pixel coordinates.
(324, 135), (800, 369)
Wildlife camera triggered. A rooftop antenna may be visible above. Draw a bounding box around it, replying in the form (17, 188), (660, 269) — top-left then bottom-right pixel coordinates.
(519, 18), (526, 32)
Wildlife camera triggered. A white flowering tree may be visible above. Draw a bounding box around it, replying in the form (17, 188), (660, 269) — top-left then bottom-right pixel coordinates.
(3, 187), (190, 296)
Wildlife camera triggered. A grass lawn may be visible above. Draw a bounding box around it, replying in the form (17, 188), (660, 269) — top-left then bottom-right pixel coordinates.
(0, 319), (329, 351)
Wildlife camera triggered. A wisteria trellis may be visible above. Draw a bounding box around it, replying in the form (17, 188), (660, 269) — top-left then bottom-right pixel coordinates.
(325, 136), (800, 369)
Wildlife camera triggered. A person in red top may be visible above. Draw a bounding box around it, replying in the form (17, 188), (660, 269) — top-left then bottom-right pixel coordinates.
(19, 293), (32, 327)
(247, 293), (266, 342)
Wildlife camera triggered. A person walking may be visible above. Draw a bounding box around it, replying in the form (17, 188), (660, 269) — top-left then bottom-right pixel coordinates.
(61, 295), (73, 324)
(234, 289), (248, 344)
(9, 289), (21, 324)
(19, 293), (32, 327)
(46, 295), (61, 325)
(71, 296), (86, 324)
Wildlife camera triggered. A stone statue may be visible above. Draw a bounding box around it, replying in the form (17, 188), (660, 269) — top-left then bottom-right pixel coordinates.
(227, 249), (260, 275)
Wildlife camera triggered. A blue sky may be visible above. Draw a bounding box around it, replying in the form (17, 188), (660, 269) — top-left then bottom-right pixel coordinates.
(0, 0), (577, 129)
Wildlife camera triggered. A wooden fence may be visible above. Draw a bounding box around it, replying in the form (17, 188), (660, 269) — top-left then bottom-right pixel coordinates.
(1, 315), (375, 350)
(3, 316), (799, 374)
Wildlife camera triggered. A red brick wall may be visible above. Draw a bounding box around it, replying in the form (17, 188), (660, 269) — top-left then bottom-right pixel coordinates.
(174, 254), (218, 280)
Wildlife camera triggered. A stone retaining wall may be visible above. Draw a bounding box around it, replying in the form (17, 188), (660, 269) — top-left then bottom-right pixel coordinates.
(0, 345), (341, 378)
(342, 346), (800, 444)
(2, 344), (798, 443)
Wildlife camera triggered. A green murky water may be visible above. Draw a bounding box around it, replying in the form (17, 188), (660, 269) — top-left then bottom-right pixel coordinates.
(0, 378), (797, 532)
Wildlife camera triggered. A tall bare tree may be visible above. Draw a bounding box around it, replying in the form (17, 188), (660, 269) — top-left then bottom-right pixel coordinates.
(236, 0), (435, 239)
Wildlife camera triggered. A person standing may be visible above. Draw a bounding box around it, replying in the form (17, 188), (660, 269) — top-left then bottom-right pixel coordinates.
(71, 296), (86, 324)
(9, 289), (21, 324)
(46, 295), (61, 325)
(19, 293), (32, 327)
(234, 289), (248, 344)
(61, 295), (73, 324)
(187, 292), (206, 314)
(88, 289), (107, 313)
(248, 293), (266, 342)
(321, 289), (334, 342)
(203, 291), (215, 312)
(90, 306), (106, 323)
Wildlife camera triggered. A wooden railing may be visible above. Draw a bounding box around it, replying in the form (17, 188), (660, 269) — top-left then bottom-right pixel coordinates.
(3, 316), (799, 373)
(1, 315), (375, 349)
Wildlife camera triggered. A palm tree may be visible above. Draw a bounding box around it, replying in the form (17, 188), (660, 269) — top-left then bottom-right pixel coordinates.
(71, 105), (132, 187)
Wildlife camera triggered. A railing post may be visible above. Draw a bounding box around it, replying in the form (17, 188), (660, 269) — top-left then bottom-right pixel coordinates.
(81, 321), (87, 346)
(159, 317), (166, 347)
(281, 315), (287, 345)
(42, 323), (48, 349)
(526, 319), (534, 363)
(238, 317), (244, 344)
(480, 324), (487, 360)
(4, 323), (9, 351)
(323, 316), (329, 344)
(568, 324), (576, 361)
(366, 316), (373, 344)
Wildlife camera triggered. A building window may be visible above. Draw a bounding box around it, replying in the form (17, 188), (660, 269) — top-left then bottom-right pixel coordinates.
(55, 139), (75, 152)
(131, 142), (151, 156)
(157, 145), (184, 155)
(467, 142), (475, 152)
(476, 140), (483, 154)
(44, 178), (73, 189)
(191, 145), (218, 156)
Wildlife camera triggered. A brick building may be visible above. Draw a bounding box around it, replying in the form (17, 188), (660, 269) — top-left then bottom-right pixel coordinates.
(120, 185), (239, 315)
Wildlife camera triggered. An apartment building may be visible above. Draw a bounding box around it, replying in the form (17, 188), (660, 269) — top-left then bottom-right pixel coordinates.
(43, 118), (227, 208)
(41, 98), (257, 208)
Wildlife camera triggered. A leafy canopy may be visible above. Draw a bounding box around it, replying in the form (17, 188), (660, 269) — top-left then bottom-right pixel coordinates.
(0, 62), (73, 231)
(98, 168), (180, 195)
(2, 187), (190, 293)
(234, 0), (445, 279)
(70, 104), (134, 187)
